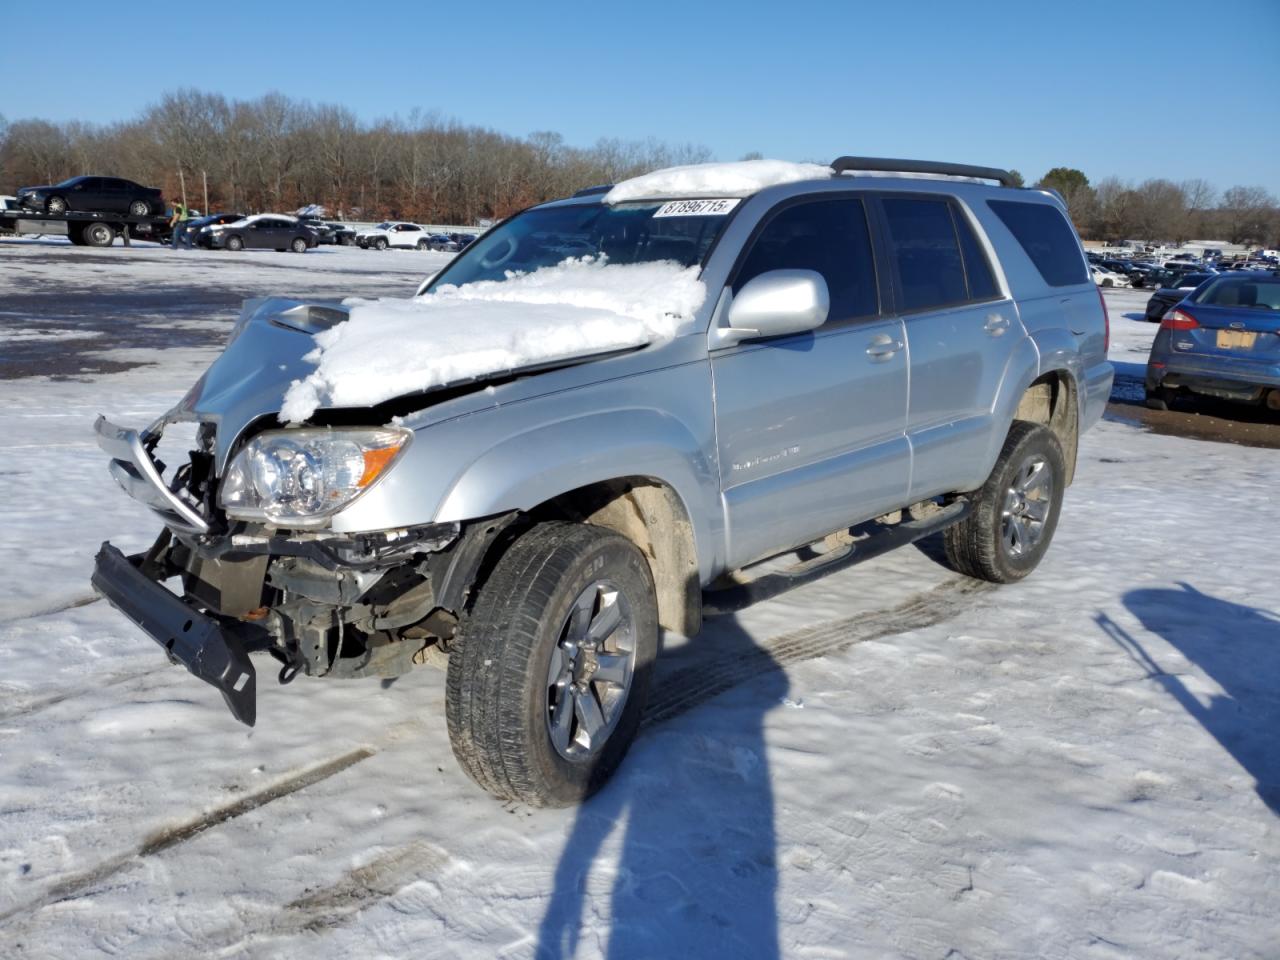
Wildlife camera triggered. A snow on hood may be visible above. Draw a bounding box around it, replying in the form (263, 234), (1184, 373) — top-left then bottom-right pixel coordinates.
(604, 159), (831, 203)
(279, 257), (705, 423)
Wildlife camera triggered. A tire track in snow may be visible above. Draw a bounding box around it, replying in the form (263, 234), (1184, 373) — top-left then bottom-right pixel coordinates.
(0, 747), (376, 926)
(0, 665), (165, 723)
(644, 577), (995, 726)
(1, 592), (101, 626)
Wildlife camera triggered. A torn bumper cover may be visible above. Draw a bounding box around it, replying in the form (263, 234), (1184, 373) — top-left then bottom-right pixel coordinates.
(91, 542), (258, 726)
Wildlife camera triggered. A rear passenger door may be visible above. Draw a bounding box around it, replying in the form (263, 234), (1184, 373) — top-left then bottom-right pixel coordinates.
(99, 178), (127, 213)
(873, 194), (1020, 502)
(710, 195), (910, 569)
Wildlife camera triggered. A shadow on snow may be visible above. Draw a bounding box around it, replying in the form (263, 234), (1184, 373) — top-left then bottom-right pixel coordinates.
(537, 614), (785, 959)
(1098, 582), (1280, 814)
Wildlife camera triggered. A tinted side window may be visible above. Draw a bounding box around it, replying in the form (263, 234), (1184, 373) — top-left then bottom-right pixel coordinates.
(881, 197), (967, 312)
(952, 207), (1000, 300)
(734, 198), (878, 323)
(987, 200), (1087, 286)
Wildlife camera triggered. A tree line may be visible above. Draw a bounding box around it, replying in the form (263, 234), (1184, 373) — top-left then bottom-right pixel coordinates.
(1033, 167), (1278, 247)
(1, 89), (1277, 244)
(0, 89), (710, 224)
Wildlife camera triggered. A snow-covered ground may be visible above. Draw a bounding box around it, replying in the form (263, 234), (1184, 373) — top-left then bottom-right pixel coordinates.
(0, 248), (1276, 959)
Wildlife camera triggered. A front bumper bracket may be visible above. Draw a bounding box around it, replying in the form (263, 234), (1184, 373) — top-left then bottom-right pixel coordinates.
(91, 541), (257, 725)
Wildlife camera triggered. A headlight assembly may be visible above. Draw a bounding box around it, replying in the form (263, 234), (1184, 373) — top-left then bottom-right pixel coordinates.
(219, 427), (410, 526)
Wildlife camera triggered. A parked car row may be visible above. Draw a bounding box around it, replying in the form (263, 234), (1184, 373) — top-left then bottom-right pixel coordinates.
(5, 172), (392, 253)
(355, 221), (476, 251)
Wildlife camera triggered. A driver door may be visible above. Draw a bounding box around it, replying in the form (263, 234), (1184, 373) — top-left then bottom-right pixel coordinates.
(710, 195), (910, 569)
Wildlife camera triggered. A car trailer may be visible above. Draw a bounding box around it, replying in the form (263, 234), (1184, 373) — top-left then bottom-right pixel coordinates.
(0, 208), (171, 247)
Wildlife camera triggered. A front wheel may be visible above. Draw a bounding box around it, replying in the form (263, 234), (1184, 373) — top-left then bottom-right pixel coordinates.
(46, 196), (67, 214)
(943, 421), (1065, 583)
(128, 200), (150, 217)
(374, 237), (388, 251)
(446, 522), (658, 806)
(291, 237), (308, 253)
(225, 235), (244, 251)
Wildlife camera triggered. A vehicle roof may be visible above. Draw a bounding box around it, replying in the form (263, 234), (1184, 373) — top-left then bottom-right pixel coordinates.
(541, 172), (1059, 212)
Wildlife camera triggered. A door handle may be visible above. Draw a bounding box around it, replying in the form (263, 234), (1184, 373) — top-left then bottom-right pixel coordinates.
(866, 334), (904, 360)
(984, 313), (1011, 336)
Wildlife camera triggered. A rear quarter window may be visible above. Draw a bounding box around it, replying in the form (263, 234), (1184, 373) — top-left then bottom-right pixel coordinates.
(987, 200), (1088, 287)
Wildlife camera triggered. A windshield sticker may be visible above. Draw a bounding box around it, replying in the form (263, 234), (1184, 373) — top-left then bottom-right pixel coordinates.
(653, 198), (741, 218)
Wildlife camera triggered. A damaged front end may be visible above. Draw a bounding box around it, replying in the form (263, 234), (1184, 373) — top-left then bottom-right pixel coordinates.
(89, 297), (514, 725)
(91, 409), (512, 723)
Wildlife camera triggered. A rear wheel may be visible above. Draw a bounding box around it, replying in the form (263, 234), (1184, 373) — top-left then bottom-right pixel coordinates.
(128, 199), (150, 217)
(82, 222), (115, 247)
(225, 235), (244, 251)
(446, 522), (658, 806)
(416, 239), (429, 250)
(46, 196), (67, 214)
(944, 421), (1065, 584)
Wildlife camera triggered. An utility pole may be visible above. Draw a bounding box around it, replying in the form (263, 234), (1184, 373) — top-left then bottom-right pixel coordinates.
(202, 170), (209, 216)
(178, 168), (188, 209)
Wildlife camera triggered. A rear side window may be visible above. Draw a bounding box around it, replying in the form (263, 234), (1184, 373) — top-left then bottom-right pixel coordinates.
(952, 208), (1000, 300)
(734, 198), (878, 323)
(881, 197), (967, 311)
(987, 200), (1087, 286)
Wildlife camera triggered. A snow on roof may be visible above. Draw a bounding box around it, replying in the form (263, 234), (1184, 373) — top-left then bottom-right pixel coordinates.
(604, 159), (831, 204)
(280, 256), (705, 422)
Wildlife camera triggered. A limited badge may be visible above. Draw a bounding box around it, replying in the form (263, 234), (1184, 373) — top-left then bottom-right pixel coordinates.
(653, 198), (741, 218)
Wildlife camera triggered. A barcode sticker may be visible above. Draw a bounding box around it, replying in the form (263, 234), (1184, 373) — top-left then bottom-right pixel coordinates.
(653, 198), (741, 218)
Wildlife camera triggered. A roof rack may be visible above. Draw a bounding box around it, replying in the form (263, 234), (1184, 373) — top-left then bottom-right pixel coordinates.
(830, 156), (1018, 188)
(573, 184), (613, 198)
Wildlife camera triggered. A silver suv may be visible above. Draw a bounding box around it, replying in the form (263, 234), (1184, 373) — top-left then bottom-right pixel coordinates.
(92, 157), (1113, 805)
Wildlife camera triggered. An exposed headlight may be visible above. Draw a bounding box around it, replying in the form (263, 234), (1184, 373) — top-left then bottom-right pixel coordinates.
(220, 427), (410, 526)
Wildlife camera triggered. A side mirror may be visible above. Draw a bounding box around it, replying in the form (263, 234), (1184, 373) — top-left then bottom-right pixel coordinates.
(718, 269), (830, 347)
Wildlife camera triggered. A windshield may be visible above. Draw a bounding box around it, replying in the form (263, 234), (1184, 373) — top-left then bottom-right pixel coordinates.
(375, 222), (392, 229)
(54, 177), (87, 188)
(1192, 276), (1280, 310)
(424, 201), (734, 292)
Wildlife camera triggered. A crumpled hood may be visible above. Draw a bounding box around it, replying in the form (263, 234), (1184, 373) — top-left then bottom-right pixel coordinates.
(164, 297), (637, 471)
(166, 298), (339, 466)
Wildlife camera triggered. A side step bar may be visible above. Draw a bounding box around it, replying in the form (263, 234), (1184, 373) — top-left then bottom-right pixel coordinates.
(702, 500), (970, 616)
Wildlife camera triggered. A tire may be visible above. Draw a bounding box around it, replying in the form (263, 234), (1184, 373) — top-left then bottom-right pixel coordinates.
(291, 237), (308, 253)
(1145, 386), (1171, 411)
(128, 200), (149, 217)
(83, 222), (115, 247)
(1102, 278), (1114, 287)
(225, 235), (244, 251)
(416, 239), (429, 250)
(446, 522), (659, 806)
(46, 196), (67, 214)
(943, 421), (1066, 584)
(374, 237), (388, 251)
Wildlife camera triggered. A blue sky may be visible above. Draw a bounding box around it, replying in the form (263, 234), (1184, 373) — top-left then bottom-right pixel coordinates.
(2, 0), (1277, 193)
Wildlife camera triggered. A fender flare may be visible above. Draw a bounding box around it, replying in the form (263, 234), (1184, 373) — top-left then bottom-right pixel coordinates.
(434, 408), (721, 583)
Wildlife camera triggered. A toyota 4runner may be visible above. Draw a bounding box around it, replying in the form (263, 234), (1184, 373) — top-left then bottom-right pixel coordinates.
(91, 157), (1113, 805)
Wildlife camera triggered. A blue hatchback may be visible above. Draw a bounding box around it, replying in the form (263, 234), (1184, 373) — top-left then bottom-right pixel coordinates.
(1146, 272), (1280, 411)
